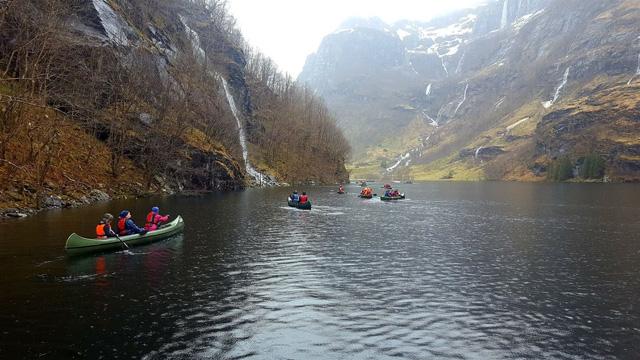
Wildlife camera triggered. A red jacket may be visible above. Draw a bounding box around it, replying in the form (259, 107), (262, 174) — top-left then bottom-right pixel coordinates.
(299, 195), (308, 203)
(145, 212), (169, 231)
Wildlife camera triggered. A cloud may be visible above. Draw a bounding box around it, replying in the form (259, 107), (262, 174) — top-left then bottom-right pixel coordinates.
(228, 0), (488, 77)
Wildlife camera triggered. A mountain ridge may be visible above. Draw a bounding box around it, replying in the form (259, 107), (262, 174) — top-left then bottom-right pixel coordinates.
(299, 0), (640, 182)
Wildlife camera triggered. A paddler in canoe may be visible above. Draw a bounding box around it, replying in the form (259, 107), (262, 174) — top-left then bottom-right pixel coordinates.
(359, 187), (373, 198)
(145, 206), (170, 231)
(96, 213), (118, 239)
(381, 188), (405, 200)
(297, 192), (311, 210)
(66, 214), (185, 255)
(117, 210), (147, 236)
(287, 191), (312, 209)
(338, 185), (345, 194)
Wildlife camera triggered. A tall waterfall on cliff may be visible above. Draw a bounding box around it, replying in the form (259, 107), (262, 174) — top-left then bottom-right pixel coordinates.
(220, 77), (277, 186)
(542, 66), (571, 109)
(500, 0), (509, 29)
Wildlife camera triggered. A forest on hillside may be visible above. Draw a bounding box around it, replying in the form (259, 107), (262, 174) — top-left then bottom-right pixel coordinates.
(0, 0), (349, 213)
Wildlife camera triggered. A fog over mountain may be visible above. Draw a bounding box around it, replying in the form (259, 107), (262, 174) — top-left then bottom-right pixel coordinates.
(299, 0), (640, 182)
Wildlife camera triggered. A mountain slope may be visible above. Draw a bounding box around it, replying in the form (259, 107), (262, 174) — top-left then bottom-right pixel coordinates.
(299, 0), (640, 182)
(0, 0), (349, 215)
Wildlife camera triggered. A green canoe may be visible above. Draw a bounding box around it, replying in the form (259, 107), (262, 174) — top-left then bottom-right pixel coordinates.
(65, 215), (185, 255)
(288, 198), (312, 210)
(380, 194), (405, 201)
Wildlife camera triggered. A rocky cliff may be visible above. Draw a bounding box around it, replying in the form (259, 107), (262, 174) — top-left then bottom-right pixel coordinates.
(299, 0), (640, 182)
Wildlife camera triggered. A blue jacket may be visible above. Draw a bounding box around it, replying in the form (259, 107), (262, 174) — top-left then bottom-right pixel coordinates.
(124, 218), (146, 235)
(291, 193), (300, 202)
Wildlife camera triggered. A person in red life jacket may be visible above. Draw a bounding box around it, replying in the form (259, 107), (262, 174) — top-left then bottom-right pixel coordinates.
(145, 206), (170, 231)
(117, 210), (147, 236)
(96, 213), (117, 239)
(299, 192), (309, 204)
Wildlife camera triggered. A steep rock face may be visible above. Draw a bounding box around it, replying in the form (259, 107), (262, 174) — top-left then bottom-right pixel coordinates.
(299, 20), (421, 149)
(535, 83), (640, 181)
(300, 0), (640, 181)
(70, 0), (252, 190)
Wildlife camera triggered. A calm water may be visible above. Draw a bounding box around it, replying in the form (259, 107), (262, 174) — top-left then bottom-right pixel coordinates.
(1, 182), (640, 359)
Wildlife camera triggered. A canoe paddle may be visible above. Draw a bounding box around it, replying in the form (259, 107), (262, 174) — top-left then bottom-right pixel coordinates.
(114, 233), (130, 250)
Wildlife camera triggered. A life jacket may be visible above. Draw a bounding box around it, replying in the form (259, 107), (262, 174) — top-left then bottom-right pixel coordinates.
(300, 195), (308, 203)
(118, 218), (127, 235)
(146, 212), (158, 228)
(96, 223), (107, 239)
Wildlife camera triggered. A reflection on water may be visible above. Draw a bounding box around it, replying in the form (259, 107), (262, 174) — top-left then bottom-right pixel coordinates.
(1, 182), (640, 359)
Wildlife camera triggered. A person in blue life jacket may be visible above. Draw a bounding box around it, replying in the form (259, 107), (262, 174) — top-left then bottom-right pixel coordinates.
(384, 189), (392, 197)
(291, 190), (300, 203)
(117, 210), (148, 236)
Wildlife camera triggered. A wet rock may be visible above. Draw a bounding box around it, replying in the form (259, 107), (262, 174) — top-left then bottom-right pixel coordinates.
(476, 146), (506, 159)
(459, 148), (476, 159)
(88, 189), (110, 202)
(6, 212), (28, 218)
(139, 113), (153, 126)
(42, 195), (63, 208)
(531, 163), (547, 176)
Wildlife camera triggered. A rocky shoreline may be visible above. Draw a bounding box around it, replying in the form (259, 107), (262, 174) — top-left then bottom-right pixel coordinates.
(2, 189), (128, 219)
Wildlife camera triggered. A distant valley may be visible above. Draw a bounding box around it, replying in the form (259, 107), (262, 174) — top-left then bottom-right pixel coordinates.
(299, 0), (640, 182)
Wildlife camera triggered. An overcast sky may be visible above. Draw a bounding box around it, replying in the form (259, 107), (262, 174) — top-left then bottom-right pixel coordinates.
(227, 0), (488, 77)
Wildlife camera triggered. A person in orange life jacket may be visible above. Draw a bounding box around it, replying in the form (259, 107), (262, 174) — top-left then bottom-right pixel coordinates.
(117, 210), (147, 236)
(145, 206), (170, 231)
(96, 213), (117, 239)
(299, 192), (309, 203)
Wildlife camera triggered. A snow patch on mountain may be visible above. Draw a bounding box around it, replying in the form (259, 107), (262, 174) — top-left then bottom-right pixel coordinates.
(418, 14), (477, 40)
(333, 28), (355, 36)
(396, 29), (411, 40)
(513, 10), (545, 32)
(506, 117), (530, 132)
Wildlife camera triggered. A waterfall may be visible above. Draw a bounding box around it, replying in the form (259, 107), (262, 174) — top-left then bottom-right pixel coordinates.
(179, 15), (205, 61)
(386, 153), (411, 172)
(220, 76), (276, 186)
(425, 83), (432, 97)
(475, 146), (484, 159)
(454, 83), (469, 116)
(542, 66), (570, 109)
(500, 0), (509, 29)
(423, 112), (438, 127)
(435, 49), (449, 76)
(627, 53), (640, 85)
(455, 52), (465, 74)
